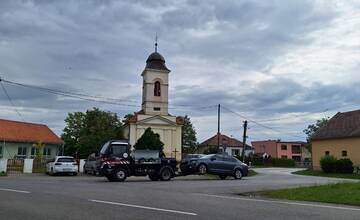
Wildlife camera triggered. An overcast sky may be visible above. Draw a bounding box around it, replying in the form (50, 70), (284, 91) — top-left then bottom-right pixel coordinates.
(1, 0), (360, 143)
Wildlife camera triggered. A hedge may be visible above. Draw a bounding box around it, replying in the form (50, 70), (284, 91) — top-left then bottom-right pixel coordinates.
(320, 156), (354, 174)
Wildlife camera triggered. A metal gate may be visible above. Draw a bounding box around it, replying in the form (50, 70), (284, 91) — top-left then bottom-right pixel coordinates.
(32, 159), (47, 173)
(6, 159), (24, 174)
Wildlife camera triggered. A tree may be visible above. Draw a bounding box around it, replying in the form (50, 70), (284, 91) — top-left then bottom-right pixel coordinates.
(62, 108), (124, 158)
(303, 117), (330, 141)
(303, 117), (329, 152)
(32, 141), (45, 159)
(181, 115), (197, 154)
(134, 127), (164, 151)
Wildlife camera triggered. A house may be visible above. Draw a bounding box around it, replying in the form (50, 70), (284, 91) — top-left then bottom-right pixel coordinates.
(198, 133), (254, 157)
(0, 119), (63, 159)
(123, 46), (183, 160)
(311, 110), (360, 170)
(251, 140), (310, 162)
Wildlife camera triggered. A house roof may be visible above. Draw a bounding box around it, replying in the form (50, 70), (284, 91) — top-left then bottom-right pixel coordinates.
(0, 119), (63, 144)
(311, 109), (360, 141)
(199, 133), (252, 149)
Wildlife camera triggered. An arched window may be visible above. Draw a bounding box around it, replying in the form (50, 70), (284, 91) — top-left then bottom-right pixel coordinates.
(154, 81), (161, 96)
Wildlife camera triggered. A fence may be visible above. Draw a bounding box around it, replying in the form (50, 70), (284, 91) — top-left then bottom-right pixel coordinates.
(32, 159), (47, 173)
(6, 159), (24, 175)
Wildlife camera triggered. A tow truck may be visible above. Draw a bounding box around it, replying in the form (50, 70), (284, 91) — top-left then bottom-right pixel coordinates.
(97, 140), (177, 182)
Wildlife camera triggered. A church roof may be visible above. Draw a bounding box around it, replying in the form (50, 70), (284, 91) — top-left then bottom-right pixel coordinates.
(145, 52), (170, 71)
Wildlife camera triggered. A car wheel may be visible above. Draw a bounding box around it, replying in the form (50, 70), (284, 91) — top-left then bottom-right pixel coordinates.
(159, 166), (172, 181)
(219, 175), (227, 180)
(148, 174), (160, 181)
(198, 164), (207, 175)
(234, 169), (243, 180)
(84, 169), (88, 175)
(111, 168), (127, 182)
(73, 172), (78, 176)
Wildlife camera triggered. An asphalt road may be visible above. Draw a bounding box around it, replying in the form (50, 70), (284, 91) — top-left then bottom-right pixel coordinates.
(0, 168), (359, 220)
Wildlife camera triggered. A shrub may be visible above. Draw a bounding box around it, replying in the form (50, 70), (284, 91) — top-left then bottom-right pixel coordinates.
(0, 171), (7, 176)
(271, 158), (295, 167)
(335, 158), (354, 174)
(320, 155), (337, 173)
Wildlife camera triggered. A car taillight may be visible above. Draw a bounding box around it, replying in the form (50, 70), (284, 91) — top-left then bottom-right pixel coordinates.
(55, 163), (62, 166)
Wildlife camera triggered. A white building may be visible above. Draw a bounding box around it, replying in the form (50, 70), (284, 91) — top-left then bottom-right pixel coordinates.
(123, 47), (183, 160)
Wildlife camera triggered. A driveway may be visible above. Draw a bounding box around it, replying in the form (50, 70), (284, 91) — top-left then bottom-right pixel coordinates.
(0, 168), (359, 220)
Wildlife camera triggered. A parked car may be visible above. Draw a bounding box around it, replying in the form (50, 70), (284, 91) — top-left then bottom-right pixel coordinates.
(83, 154), (98, 175)
(181, 153), (248, 180)
(180, 154), (205, 175)
(46, 156), (78, 176)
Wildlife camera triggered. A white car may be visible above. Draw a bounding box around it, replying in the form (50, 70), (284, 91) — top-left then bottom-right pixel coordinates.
(46, 156), (78, 176)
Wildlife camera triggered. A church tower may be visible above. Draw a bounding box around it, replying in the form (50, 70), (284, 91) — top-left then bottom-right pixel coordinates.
(141, 43), (170, 116)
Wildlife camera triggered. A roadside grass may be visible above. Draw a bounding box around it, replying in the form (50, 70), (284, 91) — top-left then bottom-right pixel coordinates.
(262, 182), (360, 206)
(0, 171), (7, 176)
(248, 169), (258, 177)
(293, 169), (360, 180)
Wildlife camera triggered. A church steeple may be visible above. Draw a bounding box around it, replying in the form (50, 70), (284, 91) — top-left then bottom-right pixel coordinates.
(141, 43), (170, 116)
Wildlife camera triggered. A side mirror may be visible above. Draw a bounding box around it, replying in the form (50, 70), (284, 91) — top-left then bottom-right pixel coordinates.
(210, 157), (216, 161)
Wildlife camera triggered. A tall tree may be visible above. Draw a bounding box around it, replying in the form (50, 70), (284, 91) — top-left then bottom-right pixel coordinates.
(62, 108), (123, 158)
(303, 117), (330, 141)
(181, 115), (197, 154)
(134, 127), (164, 151)
(303, 117), (329, 153)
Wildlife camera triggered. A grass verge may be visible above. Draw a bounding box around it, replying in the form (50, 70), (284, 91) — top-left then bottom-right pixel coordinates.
(248, 169), (258, 177)
(293, 169), (360, 180)
(262, 182), (360, 206)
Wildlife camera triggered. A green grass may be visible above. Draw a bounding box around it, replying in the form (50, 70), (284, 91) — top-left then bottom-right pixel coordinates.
(248, 169), (258, 177)
(263, 182), (360, 206)
(0, 171), (7, 176)
(293, 169), (360, 180)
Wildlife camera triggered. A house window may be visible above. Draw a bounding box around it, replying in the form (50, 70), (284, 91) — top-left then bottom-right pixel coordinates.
(154, 81), (161, 96)
(291, 145), (301, 154)
(325, 151), (330, 156)
(43, 148), (51, 156)
(342, 150), (347, 157)
(31, 147), (40, 156)
(232, 149), (240, 156)
(153, 107), (161, 111)
(17, 147), (27, 158)
(281, 155), (287, 159)
(281, 145), (287, 150)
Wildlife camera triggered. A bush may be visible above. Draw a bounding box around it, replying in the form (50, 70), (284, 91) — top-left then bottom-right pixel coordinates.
(271, 158), (295, 167)
(320, 156), (337, 173)
(335, 158), (354, 174)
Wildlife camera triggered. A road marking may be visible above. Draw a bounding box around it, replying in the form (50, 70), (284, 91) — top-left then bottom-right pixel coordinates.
(0, 188), (30, 194)
(194, 193), (360, 212)
(89, 199), (197, 216)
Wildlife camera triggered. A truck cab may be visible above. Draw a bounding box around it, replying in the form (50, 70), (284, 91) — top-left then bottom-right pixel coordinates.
(98, 140), (177, 182)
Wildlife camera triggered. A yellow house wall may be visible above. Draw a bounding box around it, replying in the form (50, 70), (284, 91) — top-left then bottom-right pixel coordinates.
(312, 137), (360, 170)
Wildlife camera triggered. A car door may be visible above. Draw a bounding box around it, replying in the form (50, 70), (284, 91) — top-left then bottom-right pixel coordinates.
(208, 155), (226, 174)
(222, 155), (237, 174)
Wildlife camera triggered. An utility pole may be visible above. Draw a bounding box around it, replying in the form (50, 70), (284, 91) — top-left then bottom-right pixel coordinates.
(242, 120), (248, 162)
(217, 104), (220, 152)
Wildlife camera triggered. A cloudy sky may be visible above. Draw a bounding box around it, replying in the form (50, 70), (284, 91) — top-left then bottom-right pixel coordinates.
(1, 0), (360, 143)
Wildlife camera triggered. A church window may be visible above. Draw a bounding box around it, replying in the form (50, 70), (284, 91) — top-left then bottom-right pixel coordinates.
(154, 107), (161, 111)
(154, 81), (161, 96)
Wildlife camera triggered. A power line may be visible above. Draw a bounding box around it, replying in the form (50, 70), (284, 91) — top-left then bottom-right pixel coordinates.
(221, 106), (305, 139)
(0, 79), (25, 122)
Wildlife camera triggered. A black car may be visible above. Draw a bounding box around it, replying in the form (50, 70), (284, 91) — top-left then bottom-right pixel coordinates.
(180, 154), (205, 175)
(181, 153), (248, 180)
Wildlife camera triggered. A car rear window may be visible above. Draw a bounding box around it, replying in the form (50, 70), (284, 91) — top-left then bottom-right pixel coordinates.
(57, 158), (75, 162)
(109, 144), (128, 156)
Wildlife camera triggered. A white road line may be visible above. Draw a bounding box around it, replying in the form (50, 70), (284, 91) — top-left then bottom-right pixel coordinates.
(0, 188), (30, 194)
(89, 199), (197, 216)
(194, 193), (360, 212)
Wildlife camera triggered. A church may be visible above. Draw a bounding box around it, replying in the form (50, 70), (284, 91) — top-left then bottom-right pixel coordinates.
(123, 44), (183, 161)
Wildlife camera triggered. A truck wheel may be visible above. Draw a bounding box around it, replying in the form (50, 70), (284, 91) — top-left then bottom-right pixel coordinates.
(111, 168), (127, 182)
(198, 164), (207, 175)
(148, 174), (160, 181)
(159, 166), (173, 181)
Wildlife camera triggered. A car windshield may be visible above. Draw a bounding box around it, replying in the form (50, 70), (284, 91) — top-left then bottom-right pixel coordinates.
(186, 154), (204, 159)
(201, 154), (215, 159)
(57, 158), (75, 163)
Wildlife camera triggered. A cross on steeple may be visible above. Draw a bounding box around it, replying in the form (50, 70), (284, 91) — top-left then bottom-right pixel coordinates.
(155, 34), (158, 52)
